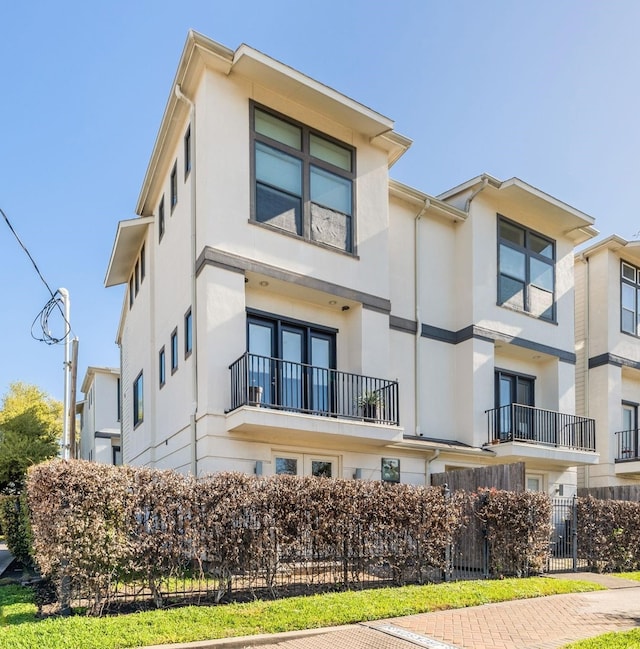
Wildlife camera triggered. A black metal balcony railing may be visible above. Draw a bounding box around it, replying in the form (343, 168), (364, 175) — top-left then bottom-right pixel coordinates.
(229, 352), (399, 426)
(615, 429), (640, 462)
(486, 404), (596, 452)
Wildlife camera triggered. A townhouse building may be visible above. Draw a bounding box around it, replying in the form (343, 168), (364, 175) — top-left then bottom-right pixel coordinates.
(105, 31), (600, 494)
(575, 236), (640, 487)
(78, 366), (122, 464)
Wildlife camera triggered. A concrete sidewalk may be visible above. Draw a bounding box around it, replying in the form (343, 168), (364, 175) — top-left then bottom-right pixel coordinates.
(147, 573), (640, 649)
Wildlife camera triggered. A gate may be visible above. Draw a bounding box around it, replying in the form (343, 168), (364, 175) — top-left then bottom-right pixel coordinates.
(547, 496), (588, 573)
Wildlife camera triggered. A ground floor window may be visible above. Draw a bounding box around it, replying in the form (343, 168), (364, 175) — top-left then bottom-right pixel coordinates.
(273, 452), (338, 478)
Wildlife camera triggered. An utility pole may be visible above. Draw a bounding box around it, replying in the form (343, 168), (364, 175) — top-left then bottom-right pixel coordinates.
(59, 288), (71, 459)
(69, 338), (79, 459)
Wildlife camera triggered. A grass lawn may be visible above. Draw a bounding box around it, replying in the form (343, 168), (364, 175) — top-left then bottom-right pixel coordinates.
(0, 577), (603, 649)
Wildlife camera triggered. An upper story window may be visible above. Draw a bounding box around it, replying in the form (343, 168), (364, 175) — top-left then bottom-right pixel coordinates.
(184, 125), (191, 179)
(159, 347), (166, 388)
(133, 371), (144, 427)
(171, 328), (178, 374)
(116, 378), (121, 422)
(621, 261), (640, 336)
(158, 196), (165, 242)
(184, 308), (192, 357)
(497, 216), (555, 322)
(170, 162), (178, 211)
(251, 103), (355, 253)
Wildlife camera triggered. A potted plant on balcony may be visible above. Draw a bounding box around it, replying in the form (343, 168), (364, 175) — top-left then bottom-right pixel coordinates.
(356, 390), (383, 422)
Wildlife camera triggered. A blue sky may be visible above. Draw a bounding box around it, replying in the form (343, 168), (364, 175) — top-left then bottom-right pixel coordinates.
(1, 0), (638, 403)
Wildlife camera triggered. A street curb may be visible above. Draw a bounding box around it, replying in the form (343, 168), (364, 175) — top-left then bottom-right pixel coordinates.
(141, 624), (357, 649)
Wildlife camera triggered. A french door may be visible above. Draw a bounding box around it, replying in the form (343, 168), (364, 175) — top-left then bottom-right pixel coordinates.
(496, 371), (535, 440)
(247, 314), (335, 413)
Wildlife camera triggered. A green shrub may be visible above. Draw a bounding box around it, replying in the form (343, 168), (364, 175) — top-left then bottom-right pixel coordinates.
(0, 492), (33, 567)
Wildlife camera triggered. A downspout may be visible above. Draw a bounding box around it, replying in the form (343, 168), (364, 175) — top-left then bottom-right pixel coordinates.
(175, 84), (199, 477)
(579, 253), (591, 486)
(414, 199), (430, 437)
(425, 449), (440, 486)
(464, 176), (489, 212)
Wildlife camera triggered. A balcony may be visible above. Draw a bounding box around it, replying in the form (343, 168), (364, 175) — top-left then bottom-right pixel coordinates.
(485, 404), (597, 466)
(614, 429), (640, 475)
(226, 352), (402, 445)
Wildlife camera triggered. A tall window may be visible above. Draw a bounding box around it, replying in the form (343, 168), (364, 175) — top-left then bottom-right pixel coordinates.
(134, 259), (140, 294)
(140, 243), (146, 282)
(171, 328), (178, 373)
(129, 276), (134, 308)
(116, 378), (121, 422)
(133, 372), (143, 427)
(621, 261), (640, 336)
(158, 196), (165, 241)
(184, 125), (191, 178)
(184, 308), (192, 357)
(498, 216), (555, 321)
(159, 347), (166, 387)
(170, 162), (178, 210)
(251, 104), (355, 253)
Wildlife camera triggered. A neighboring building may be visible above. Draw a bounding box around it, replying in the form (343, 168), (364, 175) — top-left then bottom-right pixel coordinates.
(105, 31), (599, 494)
(78, 366), (122, 465)
(575, 236), (640, 487)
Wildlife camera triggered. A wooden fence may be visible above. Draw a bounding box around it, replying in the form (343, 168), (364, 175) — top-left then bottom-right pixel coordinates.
(431, 462), (525, 492)
(577, 485), (640, 501)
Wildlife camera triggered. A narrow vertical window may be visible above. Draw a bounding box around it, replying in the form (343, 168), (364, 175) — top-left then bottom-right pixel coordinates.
(159, 347), (166, 387)
(171, 328), (178, 373)
(134, 259), (140, 295)
(184, 308), (192, 357)
(158, 196), (165, 241)
(133, 371), (144, 427)
(184, 125), (191, 179)
(129, 276), (134, 308)
(170, 162), (178, 210)
(116, 378), (121, 422)
(621, 262), (640, 336)
(140, 243), (146, 282)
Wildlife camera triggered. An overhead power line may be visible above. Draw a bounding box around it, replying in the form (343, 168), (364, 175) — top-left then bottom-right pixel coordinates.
(1, 206), (73, 343)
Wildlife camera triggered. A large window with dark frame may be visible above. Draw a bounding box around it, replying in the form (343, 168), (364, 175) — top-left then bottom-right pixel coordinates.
(621, 261), (640, 336)
(251, 103), (355, 253)
(497, 216), (555, 321)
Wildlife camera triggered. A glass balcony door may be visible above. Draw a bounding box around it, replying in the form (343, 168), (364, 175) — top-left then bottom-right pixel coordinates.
(496, 371), (535, 440)
(247, 314), (335, 414)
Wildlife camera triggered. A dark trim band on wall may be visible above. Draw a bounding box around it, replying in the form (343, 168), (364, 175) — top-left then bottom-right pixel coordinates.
(196, 246), (391, 314)
(589, 353), (640, 371)
(389, 316), (575, 364)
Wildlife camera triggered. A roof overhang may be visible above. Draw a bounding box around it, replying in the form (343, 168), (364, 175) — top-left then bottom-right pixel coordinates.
(104, 217), (153, 287)
(136, 31), (409, 215)
(389, 179), (467, 223)
(438, 174), (598, 245)
(81, 366), (120, 394)
(577, 234), (640, 265)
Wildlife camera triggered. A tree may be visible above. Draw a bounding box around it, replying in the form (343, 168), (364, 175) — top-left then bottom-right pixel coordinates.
(0, 382), (62, 491)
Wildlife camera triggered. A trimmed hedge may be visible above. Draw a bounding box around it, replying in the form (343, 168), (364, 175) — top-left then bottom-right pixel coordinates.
(0, 492), (32, 567)
(25, 460), (559, 614)
(577, 495), (640, 572)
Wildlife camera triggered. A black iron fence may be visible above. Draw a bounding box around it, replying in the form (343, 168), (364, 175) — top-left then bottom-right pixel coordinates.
(229, 352), (400, 425)
(615, 428), (640, 461)
(486, 404), (596, 452)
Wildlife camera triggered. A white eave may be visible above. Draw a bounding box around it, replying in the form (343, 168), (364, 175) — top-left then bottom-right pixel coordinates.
(136, 31), (410, 215)
(438, 174), (599, 245)
(389, 179), (467, 223)
(81, 366), (120, 394)
(104, 217), (153, 287)
(577, 234), (640, 265)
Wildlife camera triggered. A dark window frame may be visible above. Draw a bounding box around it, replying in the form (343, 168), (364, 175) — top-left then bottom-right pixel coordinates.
(133, 371), (144, 428)
(140, 243), (146, 282)
(158, 195), (165, 242)
(184, 308), (192, 358)
(497, 215), (556, 322)
(159, 346), (166, 388)
(171, 328), (179, 374)
(134, 259), (140, 295)
(170, 162), (178, 211)
(184, 125), (191, 179)
(116, 377), (121, 422)
(129, 276), (134, 309)
(621, 260), (640, 337)
(250, 102), (356, 254)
